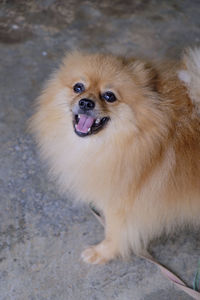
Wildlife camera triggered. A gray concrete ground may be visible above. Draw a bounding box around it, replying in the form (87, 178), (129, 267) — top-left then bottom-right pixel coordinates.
(0, 0), (200, 299)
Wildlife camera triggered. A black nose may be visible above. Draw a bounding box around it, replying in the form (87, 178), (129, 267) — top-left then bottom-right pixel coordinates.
(79, 99), (95, 110)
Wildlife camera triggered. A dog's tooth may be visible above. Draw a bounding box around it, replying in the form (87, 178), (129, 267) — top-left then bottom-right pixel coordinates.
(95, 118), (101, 124)
(87, 127), (91, 132)
(78, 114), (81, 119)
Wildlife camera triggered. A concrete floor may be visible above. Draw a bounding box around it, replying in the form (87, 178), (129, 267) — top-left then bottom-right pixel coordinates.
(0, 0), (200, 299)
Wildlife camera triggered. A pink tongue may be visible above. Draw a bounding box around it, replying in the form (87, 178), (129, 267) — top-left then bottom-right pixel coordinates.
(76, 114), (95, 133)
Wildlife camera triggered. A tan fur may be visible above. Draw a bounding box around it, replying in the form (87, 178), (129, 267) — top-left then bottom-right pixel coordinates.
(29, 50), (200, 264)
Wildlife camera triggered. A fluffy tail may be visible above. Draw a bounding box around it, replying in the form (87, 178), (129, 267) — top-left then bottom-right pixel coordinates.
(178, 47), (200, 113)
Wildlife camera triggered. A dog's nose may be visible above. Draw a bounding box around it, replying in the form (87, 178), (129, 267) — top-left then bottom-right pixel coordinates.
(79, 99), (95, 110)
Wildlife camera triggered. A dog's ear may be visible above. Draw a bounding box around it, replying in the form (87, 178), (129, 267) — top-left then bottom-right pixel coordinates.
(125, 59), (158, 90)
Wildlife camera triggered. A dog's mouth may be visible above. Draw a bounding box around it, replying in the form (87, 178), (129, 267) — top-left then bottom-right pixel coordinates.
(73, 114), (110, 137)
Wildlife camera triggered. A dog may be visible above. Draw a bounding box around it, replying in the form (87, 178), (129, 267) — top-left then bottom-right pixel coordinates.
(29, 48), (200, 264)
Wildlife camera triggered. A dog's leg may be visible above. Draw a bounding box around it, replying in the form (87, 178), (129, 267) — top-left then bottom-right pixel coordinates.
(81, 208), (129, 264)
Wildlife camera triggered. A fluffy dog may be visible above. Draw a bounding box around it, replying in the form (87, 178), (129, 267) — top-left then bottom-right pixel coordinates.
(30, 48), (200, 264)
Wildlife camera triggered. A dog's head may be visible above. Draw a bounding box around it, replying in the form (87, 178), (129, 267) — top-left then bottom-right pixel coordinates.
(56, 52), (157, 139)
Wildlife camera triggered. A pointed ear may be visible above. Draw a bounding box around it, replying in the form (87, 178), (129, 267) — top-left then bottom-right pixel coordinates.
(125, 59), (157, 90)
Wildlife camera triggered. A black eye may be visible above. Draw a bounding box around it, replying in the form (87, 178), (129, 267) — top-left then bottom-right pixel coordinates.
(102, 91), (116, 103)
(73, 83), (85, 93)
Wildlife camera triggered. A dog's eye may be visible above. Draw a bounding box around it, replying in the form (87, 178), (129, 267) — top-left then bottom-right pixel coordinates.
(102, 91), (116, 103)
(102, 91), (117, 103)
(73, 83), (85, 93)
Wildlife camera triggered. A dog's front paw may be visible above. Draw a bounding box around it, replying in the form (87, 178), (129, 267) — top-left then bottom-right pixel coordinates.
(81, 241), (117, 264)
(81, 246), (107, 264)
